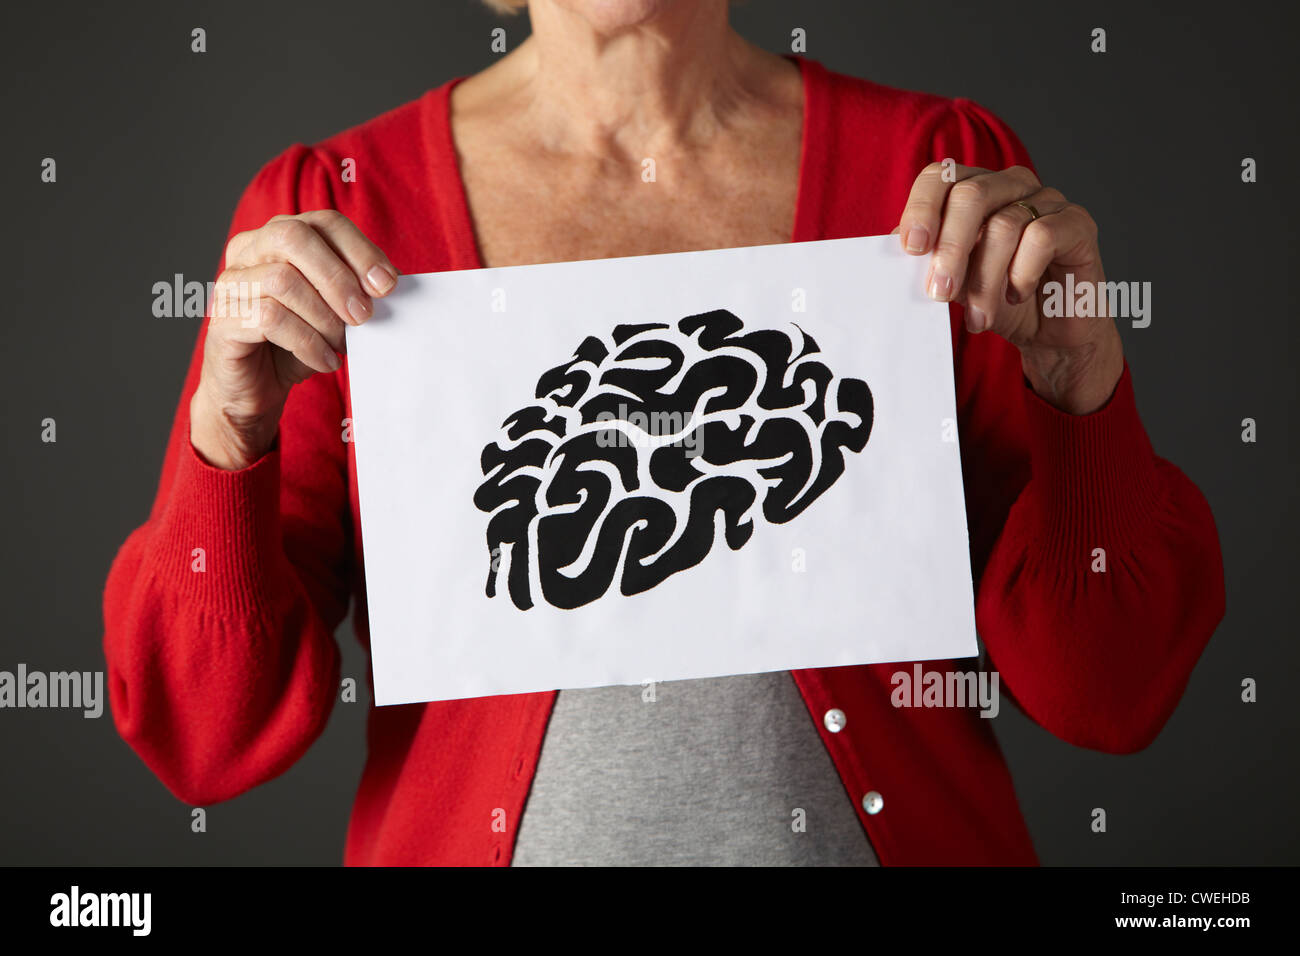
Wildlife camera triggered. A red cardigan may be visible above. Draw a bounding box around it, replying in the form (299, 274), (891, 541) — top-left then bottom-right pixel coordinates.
(102, 57), (1225, 866)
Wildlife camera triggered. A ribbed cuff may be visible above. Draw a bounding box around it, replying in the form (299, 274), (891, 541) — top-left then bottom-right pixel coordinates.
(149, 433), (285, 615)
(1020, 360), (1163, 564)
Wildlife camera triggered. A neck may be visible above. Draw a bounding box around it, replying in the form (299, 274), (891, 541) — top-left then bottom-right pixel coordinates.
(492, 1), (780, 156)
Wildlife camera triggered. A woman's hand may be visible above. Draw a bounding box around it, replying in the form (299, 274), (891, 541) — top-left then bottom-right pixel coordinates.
(896, 163), (1124, 415)
(190, 210), (398, 470)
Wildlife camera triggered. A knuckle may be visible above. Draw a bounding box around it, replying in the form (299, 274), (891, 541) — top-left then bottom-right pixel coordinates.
(985, 209), (1024, 244)
(252, 296), (287, 332)
(326, 262), (358, 299)
(905, 198), (939, 222)
(260, 262), (297, 299)
(1069, 203), (1099, 236)
(934, 236), (968, 261)
(291, 321), (317, 354)
(315, 246), (352, 284)
(267, 217), (312, 252)
(1022, 218), (1056, 251)
(965, 268), (997, 296)
(311, 208), (348, 229)
(1007, 164), (1040, 188)
(291, 322), (325, 359)
(949, 178), (988, 207)
(209, 275), (242, 320)
(224, 231), (251, 263)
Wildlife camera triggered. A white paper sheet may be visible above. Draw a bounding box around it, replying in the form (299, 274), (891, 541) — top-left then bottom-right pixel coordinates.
(346, 235), (977, 705)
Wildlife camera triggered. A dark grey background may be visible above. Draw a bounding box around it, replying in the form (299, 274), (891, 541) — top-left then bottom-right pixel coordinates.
(2, 0), (1296, 865)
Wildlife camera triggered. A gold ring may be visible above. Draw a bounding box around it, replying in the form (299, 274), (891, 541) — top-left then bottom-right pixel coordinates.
(1012, 200), (1040, 221)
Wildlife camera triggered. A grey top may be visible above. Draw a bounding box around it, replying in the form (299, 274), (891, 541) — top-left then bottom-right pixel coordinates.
(511, 670), (879, 866)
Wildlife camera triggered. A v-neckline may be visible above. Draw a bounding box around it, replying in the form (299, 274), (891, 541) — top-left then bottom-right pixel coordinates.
(424, 54), (830, 273)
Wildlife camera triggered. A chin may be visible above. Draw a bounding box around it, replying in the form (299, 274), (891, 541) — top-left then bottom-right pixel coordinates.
(554, 0), (686, 34)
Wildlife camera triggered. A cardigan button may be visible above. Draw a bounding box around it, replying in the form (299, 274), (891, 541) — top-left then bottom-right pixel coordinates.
(862, 791), (884, 815)
(823, 708), (847, 733)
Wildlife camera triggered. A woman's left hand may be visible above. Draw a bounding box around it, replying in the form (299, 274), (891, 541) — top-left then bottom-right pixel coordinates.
(896, 162), (1124, 415)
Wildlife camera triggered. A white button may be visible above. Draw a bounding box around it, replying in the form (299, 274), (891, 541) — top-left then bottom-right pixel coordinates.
(862, 791), (884, 815)
(823, 708), (847, 733)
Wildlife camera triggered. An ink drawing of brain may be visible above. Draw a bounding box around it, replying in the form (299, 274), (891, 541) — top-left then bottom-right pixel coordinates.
(472, 309), (873, 610)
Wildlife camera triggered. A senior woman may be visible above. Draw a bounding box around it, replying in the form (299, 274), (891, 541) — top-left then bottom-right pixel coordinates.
(103, 0), (1224, 866)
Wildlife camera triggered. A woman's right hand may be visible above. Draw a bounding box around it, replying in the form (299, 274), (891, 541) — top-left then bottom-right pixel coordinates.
(189, 210), (398, 470)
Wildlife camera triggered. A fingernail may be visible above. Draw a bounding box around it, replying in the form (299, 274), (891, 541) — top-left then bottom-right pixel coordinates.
(927, 267), (953, 301)
(347, 295), (372, 324)
(325, 351), (342, 371)
(367, 264), (396, 295)
(966, 305), (988, 333)
(904, 227), (929, 254)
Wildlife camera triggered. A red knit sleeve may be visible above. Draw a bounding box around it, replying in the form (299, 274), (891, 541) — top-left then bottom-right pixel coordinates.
(926, 99), (1226, 753)
(102, 145), (350, 803)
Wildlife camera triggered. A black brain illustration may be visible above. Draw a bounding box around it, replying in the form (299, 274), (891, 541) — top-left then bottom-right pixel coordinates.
(473, 309), (873, 610)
